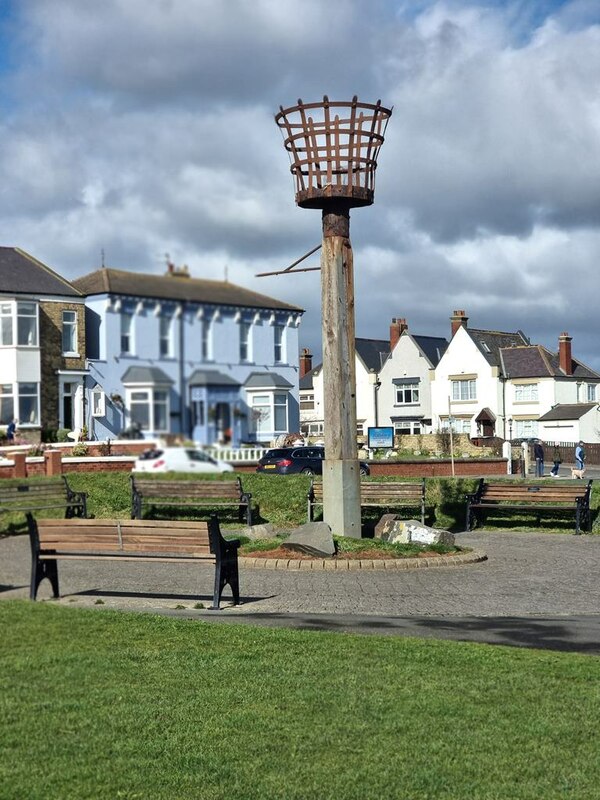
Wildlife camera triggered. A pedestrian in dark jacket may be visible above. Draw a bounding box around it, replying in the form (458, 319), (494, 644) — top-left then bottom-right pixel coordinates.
(550, 445), (562, 477)
(533, 440), (545, 477)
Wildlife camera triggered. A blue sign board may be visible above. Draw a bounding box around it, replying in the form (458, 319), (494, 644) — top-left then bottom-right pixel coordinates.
(368, 426), (394, 449)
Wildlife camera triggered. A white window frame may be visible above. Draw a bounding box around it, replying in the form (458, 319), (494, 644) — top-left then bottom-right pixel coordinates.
(91, 387), (106, 417)
(17, 381), (40, 426)
(201, 318), (212, 360)
(62, 310), (78, 355)
(587, 384), (597, 402)
(240, 322), (252, 363)
(393, 420), (422, 435)
(0, 383), (15, 425)
(125, 386), (170, 433)
(248, 390), (289, 436)
(274, 324), (285, 363)
(451, 379), (476, 402)
(0, 302), (13, 346)
(441, 417), (471, 434)
(514, 383), (539, 402)
(515, 419), (538, 438)
(300, 392), (315, 411)
(121, 312), (134, 355)
(17, 301), (38, 347)
(395, 382), (420, 405)
(159, 315), (172, 358)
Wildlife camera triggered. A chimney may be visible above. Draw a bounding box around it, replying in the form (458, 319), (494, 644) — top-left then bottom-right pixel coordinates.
(390, 317), (408, 351)
(558, 332), (573, 375)
(451, 310), (468, 337)
(299, 348), (313, 378)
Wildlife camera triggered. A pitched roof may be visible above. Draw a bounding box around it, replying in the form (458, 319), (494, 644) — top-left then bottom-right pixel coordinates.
(244, 372), (293, 389)
(466, 327), (529, 367)
(299, 364), (321, 390)
(121, 366), (174, 384)
(72, 267), (303, 312)
(412, 335), (448, 367)
(0, 247), (83, 298)
(538, 403), (596, 421)
(355, 338), (390, 372)
(500, 345), (600, 380)
(188, 370), (240, 387)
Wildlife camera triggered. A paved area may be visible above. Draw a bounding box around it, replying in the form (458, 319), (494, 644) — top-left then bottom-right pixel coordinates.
(2, 530), (600, 653)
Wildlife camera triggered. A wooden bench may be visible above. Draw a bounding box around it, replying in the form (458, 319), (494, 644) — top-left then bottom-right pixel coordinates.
(308, 479), (426, 523)
(130, 476), (252, 526)
(0, 476), (87, 519)
(27, 514), (240, 609)
(465, 479), (593, 534)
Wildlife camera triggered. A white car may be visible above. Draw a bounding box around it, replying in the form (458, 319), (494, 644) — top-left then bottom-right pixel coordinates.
(133, 447), (234, 474)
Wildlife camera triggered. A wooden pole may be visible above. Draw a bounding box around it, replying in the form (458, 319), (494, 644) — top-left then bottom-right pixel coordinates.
(320, 208), (361, 537)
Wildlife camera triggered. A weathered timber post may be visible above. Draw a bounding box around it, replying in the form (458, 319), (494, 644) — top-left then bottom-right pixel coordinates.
(275, 96), (392, 536)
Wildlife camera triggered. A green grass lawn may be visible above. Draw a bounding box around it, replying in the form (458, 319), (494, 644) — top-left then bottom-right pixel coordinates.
(1, 471), (599, 534)
(1, 602), (599, 800)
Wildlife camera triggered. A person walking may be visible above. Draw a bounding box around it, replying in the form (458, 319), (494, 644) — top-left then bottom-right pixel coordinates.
(575, 441), (586, 473)
(534, 439), (545, 477)
(550, 445), (562, 477)
(6, 419), (16, 443)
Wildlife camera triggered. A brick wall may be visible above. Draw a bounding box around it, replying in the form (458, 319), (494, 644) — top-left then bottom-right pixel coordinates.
(368, 459), (507, 477)
(39, 300), (86, 431)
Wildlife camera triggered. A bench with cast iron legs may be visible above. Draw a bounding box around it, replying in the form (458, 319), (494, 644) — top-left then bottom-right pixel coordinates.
(27, 514), (240, 609)
(130, 475), (252, 526)
(465, 479), (593, 535)
(308, 479), (426, 523)
(0, 476), (87, 519)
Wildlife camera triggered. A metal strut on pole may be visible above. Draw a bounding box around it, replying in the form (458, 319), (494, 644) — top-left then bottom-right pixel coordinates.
(255, 244), (322, 278)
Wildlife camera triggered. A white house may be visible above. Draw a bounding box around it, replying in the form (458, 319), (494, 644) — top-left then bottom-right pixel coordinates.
(377, 318), (448, 435)
(538, 403), (600, 444)
(299, 337), (390, 440)
(431, 311), (600, 441)
(299, 317), (447, 440)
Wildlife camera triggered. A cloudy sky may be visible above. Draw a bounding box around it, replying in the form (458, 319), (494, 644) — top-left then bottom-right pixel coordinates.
(1, 0), (599, 369)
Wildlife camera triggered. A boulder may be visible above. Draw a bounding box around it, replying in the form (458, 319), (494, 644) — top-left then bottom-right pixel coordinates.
(238, 523), (279, 542)
(281, 522), (335, 557)
(374, 517), (455, 546)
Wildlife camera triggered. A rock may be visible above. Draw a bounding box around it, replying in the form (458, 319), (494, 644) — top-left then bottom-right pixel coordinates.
(238, 523), (278, 541)
(374, 516), (455, 546)
(374, 513), (398, 540)
(281, 522), (335, 557)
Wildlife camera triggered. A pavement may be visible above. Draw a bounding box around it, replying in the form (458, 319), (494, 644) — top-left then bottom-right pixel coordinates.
(2, 528), (600, 654)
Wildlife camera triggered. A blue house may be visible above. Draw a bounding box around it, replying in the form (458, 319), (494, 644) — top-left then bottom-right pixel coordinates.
(73, 263), (303, 445)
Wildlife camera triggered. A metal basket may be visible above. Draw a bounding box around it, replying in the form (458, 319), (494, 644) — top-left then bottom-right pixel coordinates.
(275, 95), (392, 209)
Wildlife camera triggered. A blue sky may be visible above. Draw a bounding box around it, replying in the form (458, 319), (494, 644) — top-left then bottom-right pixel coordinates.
(0, 0), (599, 369)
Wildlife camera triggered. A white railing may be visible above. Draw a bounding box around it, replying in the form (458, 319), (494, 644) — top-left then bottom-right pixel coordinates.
(202, 446), (268, 463)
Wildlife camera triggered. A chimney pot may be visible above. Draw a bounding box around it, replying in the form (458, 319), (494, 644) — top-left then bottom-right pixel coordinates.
(450, 310), (469, 337)
(558, 332), (573, 375)
(299, 348), (313, 378)
(390, 317), (408, 351)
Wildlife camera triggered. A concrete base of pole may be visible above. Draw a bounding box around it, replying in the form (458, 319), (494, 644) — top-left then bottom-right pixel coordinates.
(322, 459), (362, 538)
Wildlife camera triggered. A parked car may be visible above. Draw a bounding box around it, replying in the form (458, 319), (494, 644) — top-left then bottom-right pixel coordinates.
(133, 447), (233, 474)
(256, 446), (370, 476)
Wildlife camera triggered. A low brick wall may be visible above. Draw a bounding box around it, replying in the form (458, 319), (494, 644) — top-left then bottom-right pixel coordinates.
(368, 458), (507, 477)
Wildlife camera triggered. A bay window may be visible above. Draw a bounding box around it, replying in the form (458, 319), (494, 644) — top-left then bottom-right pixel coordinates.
(0, 384), (14, 424)
(249, 391), (289, 435)
(0, 382), (39, 426)
(0, 303), (13, 346)
(127, 387), (169, 432)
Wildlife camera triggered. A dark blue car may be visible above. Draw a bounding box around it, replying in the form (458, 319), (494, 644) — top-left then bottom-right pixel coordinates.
(256, 446), (370, 476)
